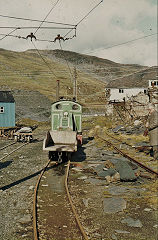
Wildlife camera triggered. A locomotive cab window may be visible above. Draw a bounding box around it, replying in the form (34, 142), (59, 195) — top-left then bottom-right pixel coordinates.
(0, 107), (4, 113)
(56, 104), (62, 110)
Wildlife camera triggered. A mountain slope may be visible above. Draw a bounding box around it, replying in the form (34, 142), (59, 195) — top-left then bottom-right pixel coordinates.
(28, 49), (146, 82)
(0, 48), (151, 105)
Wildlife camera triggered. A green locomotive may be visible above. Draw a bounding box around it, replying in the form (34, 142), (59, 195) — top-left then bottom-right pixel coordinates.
(43, 99), (82, 162)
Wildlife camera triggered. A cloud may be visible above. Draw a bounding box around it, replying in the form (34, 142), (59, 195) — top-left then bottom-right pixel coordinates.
(0, 0), (157, 66)
(92, 36), (157, 66)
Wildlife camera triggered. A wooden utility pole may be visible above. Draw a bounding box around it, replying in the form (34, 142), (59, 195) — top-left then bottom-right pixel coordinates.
(56, 80), (60, 101)
(73, 67), (77, 101)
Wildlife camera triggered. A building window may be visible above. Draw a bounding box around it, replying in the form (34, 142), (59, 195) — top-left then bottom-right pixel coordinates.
(0, 107), (4, 113)
(119, 89), (124, 93)
(150, 80), (158, 87)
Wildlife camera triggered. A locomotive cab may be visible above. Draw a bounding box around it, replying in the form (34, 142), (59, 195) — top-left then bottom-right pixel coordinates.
(43, 100), (82, 161)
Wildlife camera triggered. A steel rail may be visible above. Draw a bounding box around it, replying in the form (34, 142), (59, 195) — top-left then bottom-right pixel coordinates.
(0, 142), (29, 161)
(65, 160), (89, 240)
(33, 159), (51, 240)
(0, 141), (17, 151)
(103, 131), (149, 150)
(33, 159), (88, 240)
(98, 135), (158, 177)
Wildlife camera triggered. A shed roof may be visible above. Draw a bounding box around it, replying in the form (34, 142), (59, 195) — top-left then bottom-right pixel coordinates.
(0, 91), (15, 103)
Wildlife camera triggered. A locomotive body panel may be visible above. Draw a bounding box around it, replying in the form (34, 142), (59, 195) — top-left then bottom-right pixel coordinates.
(51, 100), (82, 133)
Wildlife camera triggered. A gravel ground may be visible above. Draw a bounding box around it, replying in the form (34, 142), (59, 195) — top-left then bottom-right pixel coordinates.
(0, 128), (48, 240)
(69, 135), (158, 240)
(0, 117), (157, 240)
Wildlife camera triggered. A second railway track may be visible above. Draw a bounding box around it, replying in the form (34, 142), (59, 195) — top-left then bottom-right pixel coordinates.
(97, 131), (158, 177)
(0, 141), (29, 161)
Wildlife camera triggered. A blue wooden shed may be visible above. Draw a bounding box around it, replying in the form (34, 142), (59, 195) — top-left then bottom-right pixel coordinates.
(0, 91), (15, 127)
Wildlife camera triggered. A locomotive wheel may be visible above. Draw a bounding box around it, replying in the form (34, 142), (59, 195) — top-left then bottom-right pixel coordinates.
(48, 151), (58, 161)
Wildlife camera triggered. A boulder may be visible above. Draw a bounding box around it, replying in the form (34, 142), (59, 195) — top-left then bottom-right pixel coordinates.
(115, 160), (137, 181)
(121, 217), (143, 228)
(98, 168), (117, 178)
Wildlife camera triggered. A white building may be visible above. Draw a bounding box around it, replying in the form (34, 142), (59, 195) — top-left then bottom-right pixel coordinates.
(106, 87), (147, 102)
(105, 67), (158, 102)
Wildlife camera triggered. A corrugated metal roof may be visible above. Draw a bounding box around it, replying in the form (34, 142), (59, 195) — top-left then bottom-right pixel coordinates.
(0, 91), (15, 103)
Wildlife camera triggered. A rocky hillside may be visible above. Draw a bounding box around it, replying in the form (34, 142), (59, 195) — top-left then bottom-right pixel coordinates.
(106, 66), (158, 88)
(0, 48), (148, 101)
(0, 48), (107, 104)
(0, 48), (155, 120)
(28, 49), (146, 83)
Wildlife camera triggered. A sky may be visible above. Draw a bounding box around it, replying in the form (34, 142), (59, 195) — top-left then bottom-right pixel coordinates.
(0, 0), (157, 66)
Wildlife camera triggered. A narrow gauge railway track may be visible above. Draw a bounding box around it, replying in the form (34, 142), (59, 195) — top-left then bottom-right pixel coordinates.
(0, 142), (29, 161)
(0, 141), (17, 151)
(97, 134), (158, 177)
(33, 159), (88, 240)
(103, 131), (151, 150)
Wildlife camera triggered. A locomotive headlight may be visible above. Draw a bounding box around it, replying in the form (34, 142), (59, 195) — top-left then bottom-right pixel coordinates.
(64, 111), (68, 116)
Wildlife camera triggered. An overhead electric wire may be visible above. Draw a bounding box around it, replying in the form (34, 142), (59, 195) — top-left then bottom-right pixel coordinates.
(0, 14), (75, 26)
(64, 0), (103, 38)
(31, 41), (58, 78)
(0, 0), (104, 42)
(59, 41), (74, 82)
(85, 32), (158, 54)
(0, 28), (19, 41)
(106, 66), (153, 82)
(0, 33), (76, 43)
(0, 26), (74, 30)
(76, 0), (103, 27)
(34, 0), (61, 34)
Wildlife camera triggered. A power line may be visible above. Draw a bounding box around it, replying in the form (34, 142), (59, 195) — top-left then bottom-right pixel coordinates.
(34, 0), (61, 34)
(59, 41), (74, 82)
(76, 0), (103, 27)
(0, 32), (77, 43)
(0, 14), (75, 26)
(0, 28), (19, 41)
(31, 41), (58, 78)
(64, 0), (103, 38)
(106, 66), (153, 83)
(0, 26), (74, 30)
(85, 33), (158, 54)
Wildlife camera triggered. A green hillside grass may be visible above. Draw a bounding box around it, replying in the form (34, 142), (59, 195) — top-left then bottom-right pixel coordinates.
(0, 49), (105, 103)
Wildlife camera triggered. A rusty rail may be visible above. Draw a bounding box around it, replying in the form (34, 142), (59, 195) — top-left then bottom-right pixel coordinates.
(0, 141), (17, 151)
(104, 131), (151, 150)
(33, 159), (88, 240)
(33, 159), (51, 240)
(98, 135), (158, 177)
(65, 160), (89, 240)
(0, 142), (29, 161)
